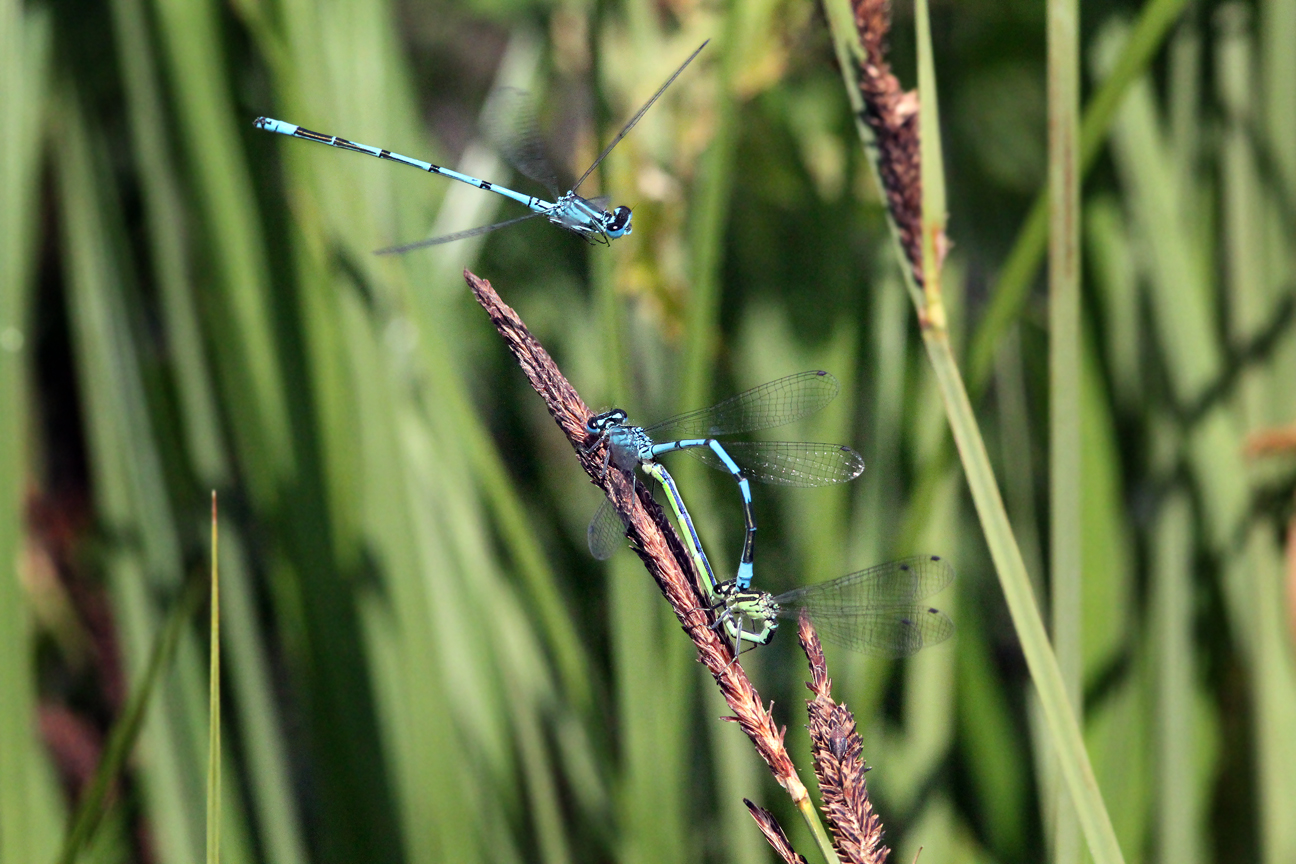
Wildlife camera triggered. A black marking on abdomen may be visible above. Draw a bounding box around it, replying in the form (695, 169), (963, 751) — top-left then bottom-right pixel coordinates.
(331, 137), (366, 154)
(427, 164), (443, 173)
(294, 127), (331, 144)
(480, 181), (492, 190)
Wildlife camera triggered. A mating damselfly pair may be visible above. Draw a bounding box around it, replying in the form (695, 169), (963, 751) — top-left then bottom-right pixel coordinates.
(583, 371), (954, 659)
(255, 41), (708, 253)
(254, 39), (953, 662)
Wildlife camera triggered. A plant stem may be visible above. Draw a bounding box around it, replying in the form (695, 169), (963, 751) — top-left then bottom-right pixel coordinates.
(796, 794), (844, 864)
(818, 0), (1127, 857)
(1047, 0), (1083, 857)
(968, 0), (1191, 390)
(206, 493), (222, 864)
(920, 327), (1125, 864)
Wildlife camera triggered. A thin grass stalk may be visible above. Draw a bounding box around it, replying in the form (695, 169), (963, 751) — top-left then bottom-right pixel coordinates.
(1260, 0), (1296, 204)
(822, 0), (1127, 860)
(918, 0), (1122, 854)
(967, 0), (1190, 389)
(890, 0), (1193, 552)
(206, 494), (222, 864)
(1152, 492), (1199, 864)
(1047, 0), (1083, 859)
(463, 270), (844, 864)
(920, 325), (1126, 864)
(115, 0), (307, 853)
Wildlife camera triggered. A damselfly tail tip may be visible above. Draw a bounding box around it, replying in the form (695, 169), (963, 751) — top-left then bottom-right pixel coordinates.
(254, 117), (297, 136)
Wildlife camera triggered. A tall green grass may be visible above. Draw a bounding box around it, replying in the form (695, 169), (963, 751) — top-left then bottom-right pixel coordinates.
(3, 0), (1295, 861)
(1, 3), (58, 863)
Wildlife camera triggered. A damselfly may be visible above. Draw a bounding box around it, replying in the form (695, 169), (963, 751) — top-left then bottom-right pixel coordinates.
(711, 556), (955, 657)
(638, 456), (954, 657)
(584, 370), (865, 588)
(254, 40), (708, 252)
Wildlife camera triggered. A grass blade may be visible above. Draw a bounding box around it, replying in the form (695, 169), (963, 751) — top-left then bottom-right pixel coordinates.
(206, 494), (221, 864)
(818, 0), (1129, 858)
(967, 0), (1191, 391)
(914, 0), (1124, 852)
(107, 0), (227, 482)
(0, 7), (55, 864)
(152, 0), (293, 503)
(1151, 492), (1201, 864)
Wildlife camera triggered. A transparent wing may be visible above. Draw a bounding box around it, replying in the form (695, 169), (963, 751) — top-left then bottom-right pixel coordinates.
(484, 87), (561, 197)
(780, 604), (955, 657)
(572, 39), (709, 192)
(683, 441), (865, 487)
(585, 195), (611, 212)
(645, 371), (841, 440)
(773, 556), (954, 609)
(373, 211), (546, 255)
(546, 198), (605, 237)
(587, 498), (626, 560)
(587, 466), (639, 559)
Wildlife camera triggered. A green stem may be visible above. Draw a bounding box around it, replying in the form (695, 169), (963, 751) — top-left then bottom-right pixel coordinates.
(819, 0), (1130, 857)
(921, 328), (1125, 864)
(968, 0), (1190, 390)
(206, 494), (222, 864)
(795, 795), (844, 864)
(1047, 0), (1083, 860)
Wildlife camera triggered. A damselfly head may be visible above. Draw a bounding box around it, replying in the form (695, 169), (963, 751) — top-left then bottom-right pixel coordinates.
(606, 206), (633, 238)
(586, 409), (628, 434)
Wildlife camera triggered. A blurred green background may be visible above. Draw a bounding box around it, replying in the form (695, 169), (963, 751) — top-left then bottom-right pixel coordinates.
(2, 0), (1295, 861)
